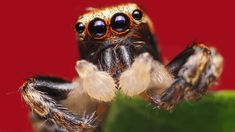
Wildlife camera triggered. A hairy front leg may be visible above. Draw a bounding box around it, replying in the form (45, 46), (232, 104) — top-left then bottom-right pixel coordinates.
(147, 44), (223, 110)
(183, 47), (223, 100)
(21, 76), (96, 132)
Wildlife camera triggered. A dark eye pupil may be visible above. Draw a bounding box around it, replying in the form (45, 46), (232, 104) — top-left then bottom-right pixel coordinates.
(111, 13), (130, 32)
(88, 18), (106, 38)
(75, 22), (85, 33)
(132, 9), (142, 20)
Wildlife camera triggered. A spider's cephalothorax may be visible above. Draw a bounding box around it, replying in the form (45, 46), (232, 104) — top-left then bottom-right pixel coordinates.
(21, 3), (223, 132)
(76, 3), (161, 77)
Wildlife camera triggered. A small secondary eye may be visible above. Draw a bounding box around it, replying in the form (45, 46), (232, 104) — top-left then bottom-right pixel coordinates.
(111, 13), (130, 32)
(75, 22), (85, 33)
(132, 9), (142, 20)
(88, 18), (106, 38)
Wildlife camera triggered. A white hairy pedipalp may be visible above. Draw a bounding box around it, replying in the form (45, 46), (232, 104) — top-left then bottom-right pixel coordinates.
(75, 60), (117, 102)
(120, 53), (174, 96)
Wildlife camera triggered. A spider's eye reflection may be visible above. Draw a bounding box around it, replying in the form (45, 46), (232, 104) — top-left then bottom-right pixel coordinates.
(88, 18), (107, 38)
(111, 13), (130, 32)
(75, 22), (85, 33)
(132, 9), (142, 20)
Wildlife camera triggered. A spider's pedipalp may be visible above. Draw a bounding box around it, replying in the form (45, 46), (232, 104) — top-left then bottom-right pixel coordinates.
(76, 60), (117, 102)
(119, 53), (152, 96)
(148, 60), (175, 95)
(119, 52), (174, 97)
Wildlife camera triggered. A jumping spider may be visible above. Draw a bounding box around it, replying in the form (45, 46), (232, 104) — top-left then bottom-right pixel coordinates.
(21, 3), (223, 132)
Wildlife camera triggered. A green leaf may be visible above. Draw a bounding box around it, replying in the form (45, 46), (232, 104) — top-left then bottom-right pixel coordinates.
(103, 91), (235, 132)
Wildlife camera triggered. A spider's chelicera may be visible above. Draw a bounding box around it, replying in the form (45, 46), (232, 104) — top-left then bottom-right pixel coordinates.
(21, 3), (224, 132)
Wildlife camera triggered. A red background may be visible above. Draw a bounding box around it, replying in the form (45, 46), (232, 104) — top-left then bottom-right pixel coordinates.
(1, 0), (235, 131)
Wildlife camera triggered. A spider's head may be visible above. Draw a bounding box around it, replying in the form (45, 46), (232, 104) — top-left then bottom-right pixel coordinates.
(75, 3), (161, 77)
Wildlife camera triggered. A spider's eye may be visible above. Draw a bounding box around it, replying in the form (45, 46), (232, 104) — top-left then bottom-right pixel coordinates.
(111, 13), (130, 32)
(88, 18), (106, 38)
(75, 22), (85, 33)
(132, 9), (143, 20)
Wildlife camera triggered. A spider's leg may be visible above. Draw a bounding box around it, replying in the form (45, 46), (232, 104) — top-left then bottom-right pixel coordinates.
(31, 111), (67, 132)
(182, 47), (223, 100)
(21, 76), (96, 132)
(147, 44), (223, 110)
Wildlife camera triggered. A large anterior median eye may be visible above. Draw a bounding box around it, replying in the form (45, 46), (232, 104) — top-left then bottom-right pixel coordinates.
(88, 18), (107, 38)
(111, 13), (130, 32)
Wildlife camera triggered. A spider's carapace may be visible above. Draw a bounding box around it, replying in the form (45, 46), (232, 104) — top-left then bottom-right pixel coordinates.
(76, 3), (161, 77)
